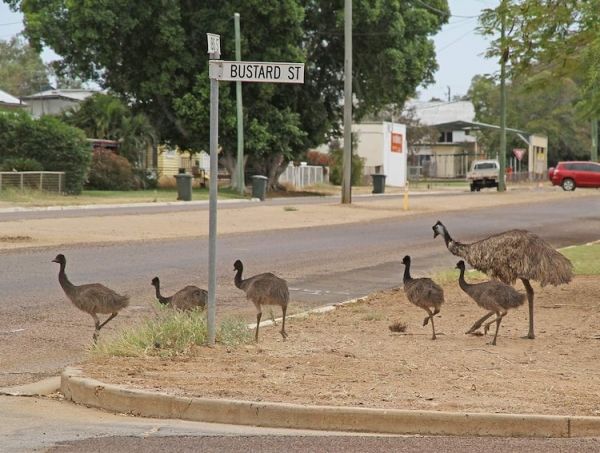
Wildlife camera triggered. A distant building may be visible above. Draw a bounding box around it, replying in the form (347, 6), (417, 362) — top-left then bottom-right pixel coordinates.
(20, 88), (99, 117)
(0, 89), (27, 112)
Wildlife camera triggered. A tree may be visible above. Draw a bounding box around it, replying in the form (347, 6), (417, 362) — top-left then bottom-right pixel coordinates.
(63, 93), (156, 168)
(0, 35), (49, 97)
(9, 0), (448, 189)
(467, 73), (591, 165)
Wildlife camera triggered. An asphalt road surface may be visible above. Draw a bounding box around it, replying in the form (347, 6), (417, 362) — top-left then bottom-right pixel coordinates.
(1, 194), (599, 388)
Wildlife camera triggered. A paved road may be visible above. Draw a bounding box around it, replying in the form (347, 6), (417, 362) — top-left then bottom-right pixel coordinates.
(0, 194), (599, 387)
(2, 396), (599, 452)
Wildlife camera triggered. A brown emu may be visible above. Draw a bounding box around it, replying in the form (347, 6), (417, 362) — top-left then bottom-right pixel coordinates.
(151, 276), (207, 311)
(52, 254), (129, 342)
(456, 260), (525, 345)
(433, 220), (573, 339)
(233, 259), (289, 341)
(401, 255), (444, 340)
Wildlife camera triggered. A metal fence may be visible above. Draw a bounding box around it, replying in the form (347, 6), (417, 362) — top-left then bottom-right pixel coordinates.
(279, 164), (327, 188)
(0, 172), (65, 193)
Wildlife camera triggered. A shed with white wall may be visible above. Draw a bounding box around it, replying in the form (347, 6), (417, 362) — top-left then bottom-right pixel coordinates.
(353, 121), (407, 187)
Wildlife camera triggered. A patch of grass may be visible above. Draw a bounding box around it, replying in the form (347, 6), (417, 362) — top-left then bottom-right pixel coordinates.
(283, 206), (298, 212)
(0, 187), (245, 207)
(388, 321), (407, 333)
(432, 268), (487, 285)
(362, 312), (383, 321)
(92, 305), (252, 358)
(560, 243), (600, 276)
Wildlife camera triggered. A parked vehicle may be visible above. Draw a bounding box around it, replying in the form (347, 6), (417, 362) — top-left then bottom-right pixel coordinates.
(548, 161), (600, 191)
(467, 159), (500, 192)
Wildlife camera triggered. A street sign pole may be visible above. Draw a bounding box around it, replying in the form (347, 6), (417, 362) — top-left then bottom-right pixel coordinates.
(207, 33), (220, 346)
(234, 13), (245, 195)
(206, 32), (304, 346)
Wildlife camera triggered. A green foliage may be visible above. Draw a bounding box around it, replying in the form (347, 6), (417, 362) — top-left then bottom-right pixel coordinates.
(10, 0), (448, 180)
(92, 306), (252, 358)
(63, 93), (156, 167)
(0, 112), (90, 193)
(468, 74), (591, 165)
(0, 36), (49, 97)
(328, 144), (365, 186)
(86, 149), (134, 191)
(0, 157), (43, 172)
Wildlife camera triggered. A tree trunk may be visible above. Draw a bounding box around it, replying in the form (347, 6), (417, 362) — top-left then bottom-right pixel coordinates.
(266, 152), (289, 191)
(219, 150), (248, 190)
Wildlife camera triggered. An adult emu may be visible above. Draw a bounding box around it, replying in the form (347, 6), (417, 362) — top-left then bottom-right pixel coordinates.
(151, 276), (207, 311)
(433, 221), (573, 339)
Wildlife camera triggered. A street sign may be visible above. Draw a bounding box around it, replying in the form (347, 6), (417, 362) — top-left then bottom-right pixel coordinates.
(207, 33), (221, 55)
(210, 61), (304, 84)
(513, 148), (526, 161)
(391, 132), (403, 153)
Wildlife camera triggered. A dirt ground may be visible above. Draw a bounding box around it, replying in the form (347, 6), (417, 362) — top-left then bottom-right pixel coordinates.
(0, 187), (591, 251)
(82, 275), (600, 416)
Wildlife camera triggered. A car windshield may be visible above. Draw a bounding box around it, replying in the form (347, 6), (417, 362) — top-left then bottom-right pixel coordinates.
(474, 163), (497, 170)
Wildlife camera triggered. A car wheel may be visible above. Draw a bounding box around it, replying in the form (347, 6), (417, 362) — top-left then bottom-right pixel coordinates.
(561, 178), (576, 191)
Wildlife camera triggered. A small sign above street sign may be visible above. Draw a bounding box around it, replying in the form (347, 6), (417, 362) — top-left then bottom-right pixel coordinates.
(210, 61), (304, 84)
(207, 33), (221, 55)
(513, 148), (526, 161)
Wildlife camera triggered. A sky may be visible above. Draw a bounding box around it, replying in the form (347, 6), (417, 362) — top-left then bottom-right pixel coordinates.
(0, 1), (498, 100)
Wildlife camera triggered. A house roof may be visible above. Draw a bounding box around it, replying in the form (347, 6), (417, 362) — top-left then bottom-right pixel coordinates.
(405, 100), (475, 126)
(21, 88), (99, 102)
(0, 89), (26, 107)
(432, 120), (528, 135)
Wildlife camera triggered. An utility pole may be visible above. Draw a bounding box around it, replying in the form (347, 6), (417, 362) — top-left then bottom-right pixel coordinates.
(341, 0), (352, 204)
(234, 13), (245, 195)
(592, 119), (598, 162)
(497, 0), (507, 192)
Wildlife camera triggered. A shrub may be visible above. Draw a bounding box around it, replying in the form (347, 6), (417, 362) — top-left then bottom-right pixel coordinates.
(0, 157), (43, 172)
(328, 145), (365, 186)
(0, 112), (90, 194)
(306, 150), (331, 166)
(86, 149), (134, 190)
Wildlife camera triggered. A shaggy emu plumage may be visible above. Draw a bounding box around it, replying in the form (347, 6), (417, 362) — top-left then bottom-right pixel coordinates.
(456, 260), (525, 345)
(52, 254), (129, 342)
(151, 276), (207, 311)
(401, 255), (445, 340)
(233, 259), (289, 341)
(433, 220), (573, 339)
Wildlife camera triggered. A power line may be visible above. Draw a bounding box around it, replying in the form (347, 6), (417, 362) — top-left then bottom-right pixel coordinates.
(437, 27), (478, 53)
(0, 21), (21, 27)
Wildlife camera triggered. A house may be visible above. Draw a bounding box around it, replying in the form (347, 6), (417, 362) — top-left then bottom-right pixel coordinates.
(404, 100), (480, 178)
(0, 89), (27, 112)
(20, 88), (99, 118)
(153, 146), (210, 187)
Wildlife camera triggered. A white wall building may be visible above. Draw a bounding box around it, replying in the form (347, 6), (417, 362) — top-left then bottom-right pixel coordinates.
(21, 89), (98, 117)
(353, 121), (408, 187)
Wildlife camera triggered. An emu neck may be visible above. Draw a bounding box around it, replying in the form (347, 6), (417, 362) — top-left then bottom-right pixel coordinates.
(402, 263), (412, 284)
(441, 225), (453, 247)
(57, 262), (75, 295)
(234, 267), (244, 289)
(458, 267), (470, 292)
(153, 281), (169, 305)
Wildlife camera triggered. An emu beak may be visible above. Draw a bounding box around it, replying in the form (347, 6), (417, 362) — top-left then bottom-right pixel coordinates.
(432, 227), (439, 238)
(51, 258), (58, 263)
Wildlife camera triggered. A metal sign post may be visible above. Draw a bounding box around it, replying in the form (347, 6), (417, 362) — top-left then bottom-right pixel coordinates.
(207, 34), (220, 346)
(206, 33), (304, 346)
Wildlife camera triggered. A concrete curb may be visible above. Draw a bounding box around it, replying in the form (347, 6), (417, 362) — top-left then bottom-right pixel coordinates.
(0, 376), (61, 396)
(61, 367), (600, 438)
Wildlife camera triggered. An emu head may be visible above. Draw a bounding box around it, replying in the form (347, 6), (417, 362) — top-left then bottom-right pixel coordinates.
(432, 220), (446, 239)
(233, 259), (243, 272)
(401, 255), (411, 266)
(456, 260), (465, 270)
(151, 276), (159, 287)
(51, 254), (66, 265)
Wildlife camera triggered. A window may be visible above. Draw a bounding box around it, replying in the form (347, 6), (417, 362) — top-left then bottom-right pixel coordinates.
(438, 131), (453, 143)
(474, 162), (498, 170)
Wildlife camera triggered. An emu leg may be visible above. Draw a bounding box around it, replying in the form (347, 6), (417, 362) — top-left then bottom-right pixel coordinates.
(91, 314), (101, 343)
(466, 312), (494, 334)
(280, 305), (288, 339)
(269, 308), (278, 326)
(98, 312), (118, 330)
(522, 278), (535, 339)
(255, 312), (262, 342)
(422, 308), (436, 340)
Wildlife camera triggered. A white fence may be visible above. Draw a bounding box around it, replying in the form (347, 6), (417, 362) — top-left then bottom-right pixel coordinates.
(0, 171), (65, 193)
(279, 164), (327, 188)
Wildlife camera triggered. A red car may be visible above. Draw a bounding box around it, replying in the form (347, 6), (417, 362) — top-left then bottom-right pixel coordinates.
(548, 161), (600, 191)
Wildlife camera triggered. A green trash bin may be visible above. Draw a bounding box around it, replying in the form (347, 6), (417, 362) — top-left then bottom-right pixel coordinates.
(371, 173), (386, 194)
(175, 173), (193, 201)
(251, 175), (268, 201)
